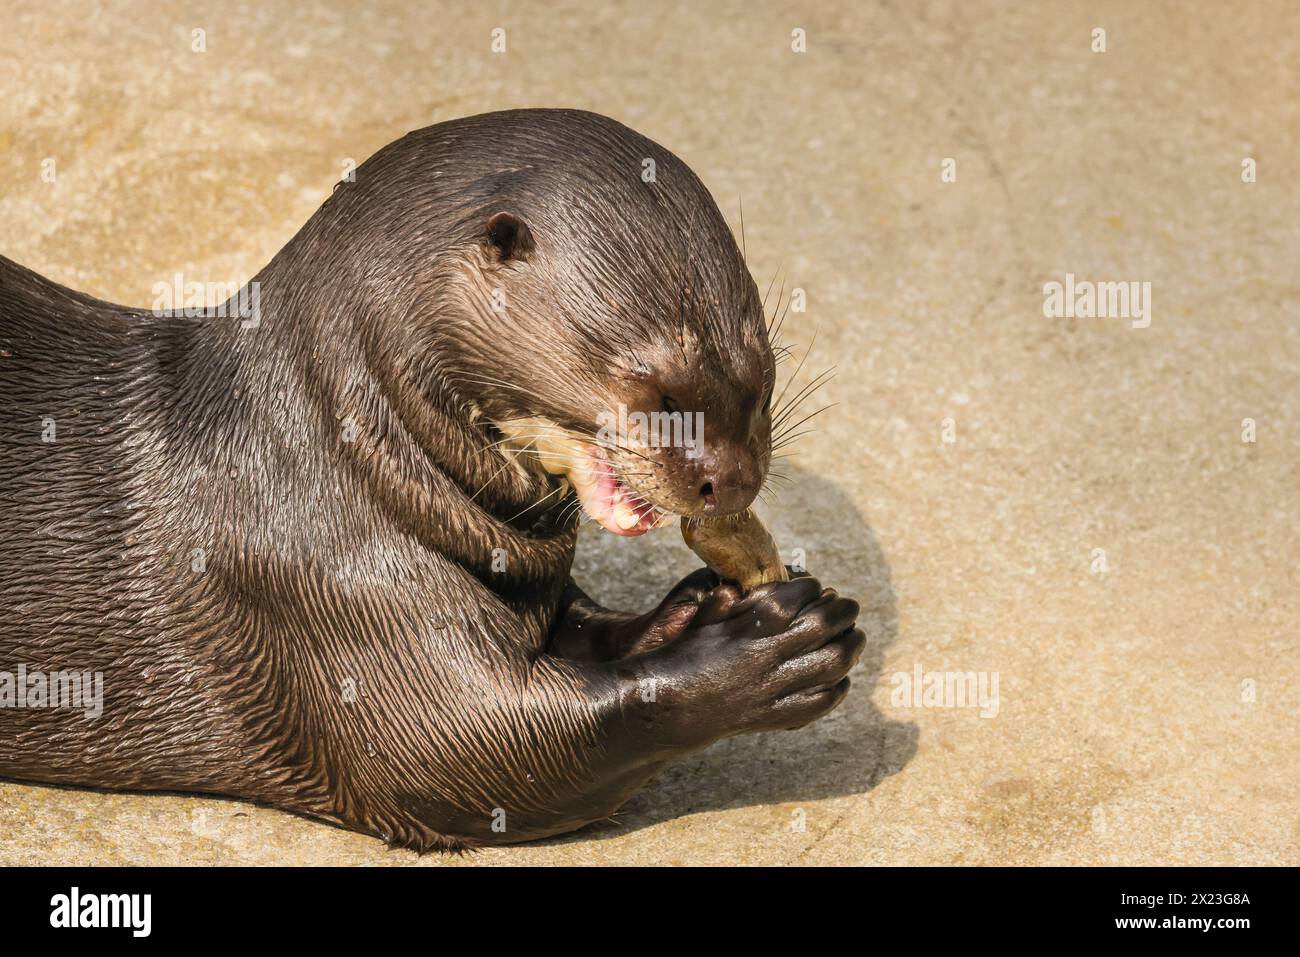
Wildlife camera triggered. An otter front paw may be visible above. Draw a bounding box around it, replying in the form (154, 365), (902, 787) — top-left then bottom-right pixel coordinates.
(552, 568), (717, 662)
(634, 575), (864, 751)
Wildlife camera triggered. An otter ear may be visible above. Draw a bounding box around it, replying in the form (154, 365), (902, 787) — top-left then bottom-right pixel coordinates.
(484, 211), (534, 262)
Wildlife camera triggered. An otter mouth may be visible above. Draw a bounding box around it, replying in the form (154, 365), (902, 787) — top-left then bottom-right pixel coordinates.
(492, 416), (673, 536)
(571, 444), (670, 537)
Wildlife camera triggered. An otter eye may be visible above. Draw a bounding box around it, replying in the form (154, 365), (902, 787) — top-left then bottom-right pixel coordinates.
(662, 395), (681, 415)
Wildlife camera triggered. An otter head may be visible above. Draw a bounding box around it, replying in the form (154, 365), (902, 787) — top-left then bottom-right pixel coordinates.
(431, 112), (777, 536)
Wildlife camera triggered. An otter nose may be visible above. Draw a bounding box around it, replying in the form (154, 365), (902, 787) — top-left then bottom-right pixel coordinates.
(697, 454), (761, 515)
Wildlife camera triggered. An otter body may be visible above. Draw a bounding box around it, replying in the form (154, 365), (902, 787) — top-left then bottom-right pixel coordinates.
(0, 110), (863, 850)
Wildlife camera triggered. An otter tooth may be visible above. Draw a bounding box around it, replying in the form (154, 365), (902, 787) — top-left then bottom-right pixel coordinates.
(613, 501), (641, 531)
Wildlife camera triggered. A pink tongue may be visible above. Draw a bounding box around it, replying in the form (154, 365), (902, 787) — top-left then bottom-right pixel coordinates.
(571, 450), (659, 537)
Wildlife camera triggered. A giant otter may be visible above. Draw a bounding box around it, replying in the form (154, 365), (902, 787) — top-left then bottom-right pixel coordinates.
(0, 109), (864, 850)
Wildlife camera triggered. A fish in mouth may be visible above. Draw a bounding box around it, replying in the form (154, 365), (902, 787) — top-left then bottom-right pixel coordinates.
(493, 415), (788, 592)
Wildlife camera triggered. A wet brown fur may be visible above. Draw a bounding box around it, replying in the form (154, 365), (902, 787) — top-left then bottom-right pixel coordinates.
(0, 110), (862, 850)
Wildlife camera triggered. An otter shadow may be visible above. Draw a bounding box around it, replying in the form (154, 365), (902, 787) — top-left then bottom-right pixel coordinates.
(558, 465), (918, 842)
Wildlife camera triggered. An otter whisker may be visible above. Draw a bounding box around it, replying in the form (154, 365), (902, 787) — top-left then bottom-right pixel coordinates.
(772, 427), (821, 453)
(516, 450), (653, 482)
(761, 265), (782, 314)
(773, 364), (834, 415)
(758, 462), (795, 504)
(446, 371), (570, 409)
(738, 195), (747, 265)
(474, 429), (565, 458)
(773, 404), (836, 445)
(556, 496), (589, 529)
(469, 436), (540, 502)
(501, 480), (571, 525)
(767, 274), (787, 336)
(504, 450), (653, 484)
(476, 424), (584, 455)
(601, 441), (664, 469)
(772, 367), (836, 430)
(446, 372), (546, 398)
(771, 327), (818, 414)
(769, 291), (794, 346)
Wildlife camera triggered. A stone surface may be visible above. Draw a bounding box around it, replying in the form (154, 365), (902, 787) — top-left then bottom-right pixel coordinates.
(1, 0), (1296, 865)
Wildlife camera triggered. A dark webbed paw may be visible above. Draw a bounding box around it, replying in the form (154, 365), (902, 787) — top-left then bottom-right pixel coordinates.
(629, 573), (865, 750)
(551, 568), (717, 662)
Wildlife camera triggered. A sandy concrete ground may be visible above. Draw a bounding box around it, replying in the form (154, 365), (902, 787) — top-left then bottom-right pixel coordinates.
(1, 0), (1297, 865)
